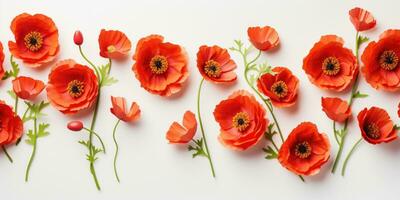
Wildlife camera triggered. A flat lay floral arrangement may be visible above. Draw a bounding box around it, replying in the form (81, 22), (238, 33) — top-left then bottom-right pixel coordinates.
(1, 6), (399, 190)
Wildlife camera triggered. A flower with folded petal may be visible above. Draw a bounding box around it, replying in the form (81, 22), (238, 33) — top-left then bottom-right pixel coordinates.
(166, 111), (197, 144)
(357, 107), (397, 144)
(196, 45), (237, 83)
(0, 101), (23, 146)
(132, 35), (188, 97)
(46, 59), (99, 114)
(349, 7), (376, 32)
(12, 76), (45, 100)
(8, 13), (59, 68)
(214, 90), (268, 151)
(257, 67), (299, 107)
(361, 29), (400, 91)
(0, 42), (4, 79)
(303, 35), (358, 91)
(247, 26), (279, 51)
(321, 97), (351, 122)
(110, 96), (141, 122)
(278, 122), (330, 176)
(99, 29), (131, 60)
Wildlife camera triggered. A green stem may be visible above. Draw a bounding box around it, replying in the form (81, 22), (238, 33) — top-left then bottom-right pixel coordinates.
(83, 128), (106, 154)
(16, 106), (31, 146)
(333, 121), (340, 145)
(197, 78), (216, 178)
(112, 120), (121, 182)
(341, 138), (363, 176)
(2, 146), (13, 163)
(25, 118), (37, 182)
(14, 97), (19, 114)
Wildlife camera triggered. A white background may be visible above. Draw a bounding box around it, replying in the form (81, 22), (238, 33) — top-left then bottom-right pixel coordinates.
(1, 0), (400, 199)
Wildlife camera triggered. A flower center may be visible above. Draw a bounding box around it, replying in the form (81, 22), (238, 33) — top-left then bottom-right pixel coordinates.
(364, 123), (380, 139)
(271, 81), (288, 98)
(379, 50), (399, 71)
(107, 45), (116, 53)
(150, 55), (168, 75)
(232, 112), (250, 132)
(322, 57), (340, 76)
(24, 31), (43, 52)
(67, 80), (85, 98)
(204, 60), (222, 78)
(294, 141), (312, 159)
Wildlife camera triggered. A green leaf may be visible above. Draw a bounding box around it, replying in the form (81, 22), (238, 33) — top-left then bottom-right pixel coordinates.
(262, 146), (278, 159)
(7, 90), (16, 100)
(98, 63), (118, 86)
(37, 123), (50, 138)
(188, 138), (208, 158)
(25, 129), (35, 145)
(358, 35), (369, 46)
(394, 125), (400, 130)
(264, 123), (277, 141)
(353, 91), (368, 99)
(2, 56), (20, 80)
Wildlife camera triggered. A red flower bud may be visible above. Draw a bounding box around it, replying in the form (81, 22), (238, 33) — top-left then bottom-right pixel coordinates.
(67, 121), (84, 131)
(74, 31), (83, 45)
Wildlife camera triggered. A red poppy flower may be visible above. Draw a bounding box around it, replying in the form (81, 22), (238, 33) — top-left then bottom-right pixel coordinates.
(278, 122), (330, 176)
(196, 45), (237, 83)
(303, 35), (358, 91)
(213, 90), (267, 151)
(0, 42), (4, 79)
(247, 26), (279, 51)
(132, 35), (189, 97)
(349, 7), (376, 32)
(0, 101), (23, 146)
(357, 107), (397, 144)
(257, 67), (299, 107)
(46, 59), (99, 114)
(321, 97), (351, 122)
(8, 13), (59, 68)
(12, 76), (45, 100)
(361, 30), (400, 91)
(98, 29), (131, 60)
(166, 110), (197, 144)
(110, 96), (141, 122)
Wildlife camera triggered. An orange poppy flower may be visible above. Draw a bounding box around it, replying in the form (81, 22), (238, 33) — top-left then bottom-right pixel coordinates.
(46, 59), (99, 114)
(166, 110), (197, 144)
(132, 35), (189, 97)
(357, 107), (397, 144)
(247, 26), (279, 51)
(213, 90), (267, 151)
(321, 97), (351, 122)
(196, 45), (237, 83)
(257, 67), (299, 107)
(303, 35), (358, 91)
(361, 30), (400, 91)
(0, 101), (23, 146)
(349, 7), (376, 32)
(278, 122), (330, 176)
(0, 42), (4, 79)
(110, 96), (141, 122)
(8, 13), (59, 68)
(98, 29), (131, 60)
(12, 76), (45, 100)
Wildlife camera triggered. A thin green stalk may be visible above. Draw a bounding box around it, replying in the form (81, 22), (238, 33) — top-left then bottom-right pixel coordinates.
(16, 106), (31, 146)
(14, 97), (19, 114)
(341, 138), (363, 176)
(112, 120), (121, 182)
(83, 128), (106, 153)
(197, 78), (216, 178)
(25, 118), (37, 182)
(2, 146), (13, 163)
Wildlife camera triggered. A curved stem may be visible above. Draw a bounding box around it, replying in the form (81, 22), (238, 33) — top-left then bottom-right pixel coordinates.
(78, 46), (97, 69)
(333, 121), (340, 145)
(112, 120), (121, 182)
(83, 128), (106, 154)
(25, 118), (37, 182)
(2, 146), (13, 163)
(197, 78), (216, 178)
(17, 106), (31, 146)
(341, 138), (363, 176)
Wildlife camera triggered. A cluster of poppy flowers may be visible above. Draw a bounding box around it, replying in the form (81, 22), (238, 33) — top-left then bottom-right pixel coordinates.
(0, 6), (399, 189)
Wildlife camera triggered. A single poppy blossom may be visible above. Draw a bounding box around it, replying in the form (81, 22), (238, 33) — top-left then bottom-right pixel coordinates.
(166, 110), (197, 144)
(132, 35), (189, 97)
(321, 97), (351, 122)
(110, 96), (141, 122)
(0, 100), (23, 146)
(98, 29), (131, 60)
(0, 42), (4, 79)
(196, 45), (237, 83)
(8, 13), (59, 68)
(257, 67), (299, 107)
(12, 76), (45, 100)
(357, 107), (397, 144)
(46, 59), (99, 114)
(361, 29), (400, 91)
(349, 7), (376, 32)
(247, 26), (279, 51)
(278, 122), (330, 176)
(213, 90), (268, 151)
(303, 35), (358, 91)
